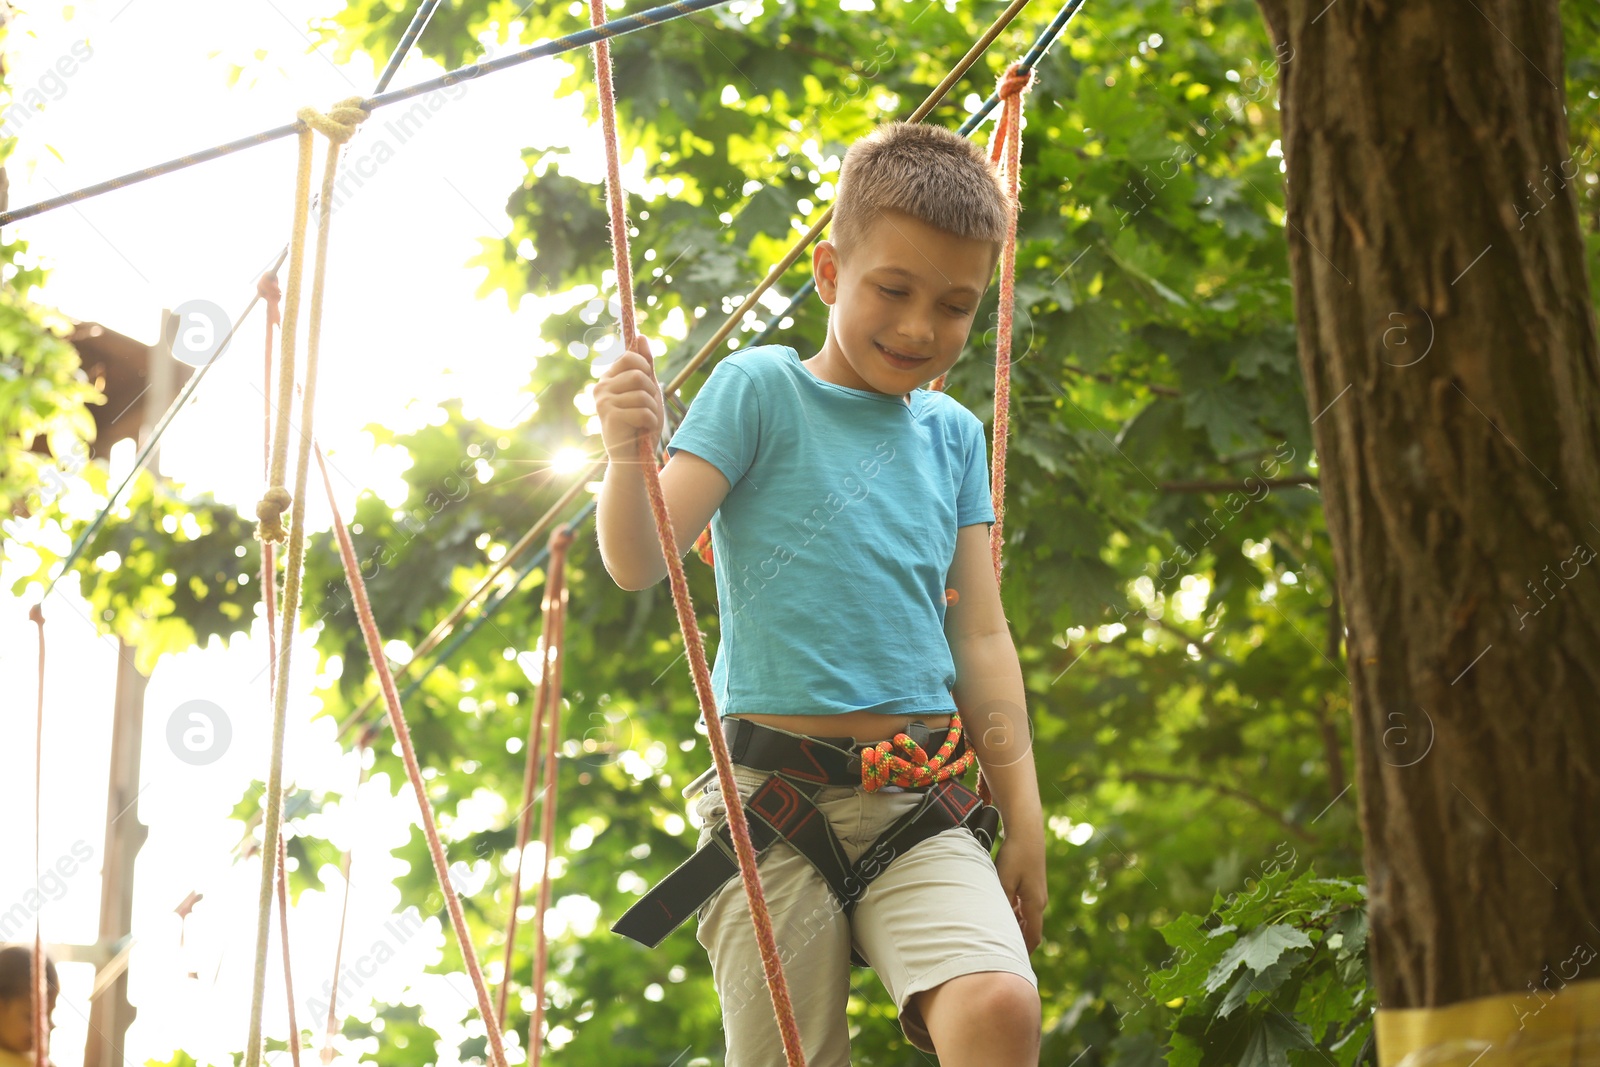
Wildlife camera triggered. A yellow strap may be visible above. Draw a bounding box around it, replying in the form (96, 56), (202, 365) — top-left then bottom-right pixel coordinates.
(1377, 973), (1600, 1066)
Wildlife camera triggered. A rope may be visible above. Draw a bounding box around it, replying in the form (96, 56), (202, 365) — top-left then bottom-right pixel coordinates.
(495, 526), (574, 1035)
(256, 275), (307, 1067)
(986, 62), (1031, 585)
(312, 447), (512, 1067)
(0, 0), (732, 229)
(274, 834), (304, 1067)
(860, 711), (979, 791)
(244, 95), (370, 1067)
(586, 0), (810, 1059)
(318, 736), (372, 1066)
(527, 528), (570, 1066)
(29, 602), (45, 1067)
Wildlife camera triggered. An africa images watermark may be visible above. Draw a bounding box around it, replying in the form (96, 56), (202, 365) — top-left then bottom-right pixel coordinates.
(0, 39), (94, 141)
(1112, 43), (1295, 232)
(718, 439), (899, 620)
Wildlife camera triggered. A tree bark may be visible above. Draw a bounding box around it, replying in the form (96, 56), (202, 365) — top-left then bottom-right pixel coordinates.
(1255, 0), (1600, 1012)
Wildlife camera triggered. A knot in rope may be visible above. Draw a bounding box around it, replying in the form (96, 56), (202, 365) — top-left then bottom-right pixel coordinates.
(295, 96), (370, 145)
(28, 602), (43, 624)
(257, 272), (282, 328)
(997, 61), (1034, 100)
(255, 486), (292, 544)
(860, 711), (978, 792)
(549, 524), (576, 554)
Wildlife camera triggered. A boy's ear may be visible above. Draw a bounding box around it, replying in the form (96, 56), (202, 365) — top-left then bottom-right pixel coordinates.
(814, 241), (840, 305)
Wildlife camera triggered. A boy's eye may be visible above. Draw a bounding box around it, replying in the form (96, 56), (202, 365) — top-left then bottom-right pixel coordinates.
(877, 286), (907, 298)
(947, 306), (973, 316)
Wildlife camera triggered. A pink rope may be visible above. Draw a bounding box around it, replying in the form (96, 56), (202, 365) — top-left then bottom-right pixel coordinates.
(312, 448), (512, 1067)
(585, 1), (806, 1062)
(527, 529), (569, 1066)
(28, 601), (46, 1067)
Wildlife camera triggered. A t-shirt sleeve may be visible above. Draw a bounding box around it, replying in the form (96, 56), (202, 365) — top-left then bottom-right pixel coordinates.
(957, 411), (996, 528)
(665, 358), (760, 487)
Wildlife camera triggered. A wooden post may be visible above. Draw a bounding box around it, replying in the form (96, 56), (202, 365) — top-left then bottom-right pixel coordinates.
(82, 309), (179, 1067)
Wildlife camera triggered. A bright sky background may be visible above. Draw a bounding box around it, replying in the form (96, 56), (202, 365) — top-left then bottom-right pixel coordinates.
(0, 0), (688, 1063)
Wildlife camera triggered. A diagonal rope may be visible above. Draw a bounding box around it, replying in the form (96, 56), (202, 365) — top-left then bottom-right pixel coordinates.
(313, 446), (512, 1067)
(245, 95), (370, 1067)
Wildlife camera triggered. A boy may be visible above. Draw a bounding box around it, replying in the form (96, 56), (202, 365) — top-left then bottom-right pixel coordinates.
(595, 121), (1046, 1066)
(0, 944), (58, 1067)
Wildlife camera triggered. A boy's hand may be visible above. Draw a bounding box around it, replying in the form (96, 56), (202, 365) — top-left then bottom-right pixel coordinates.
(594, 334), (666, 460)
(994, 826), (1047, 953)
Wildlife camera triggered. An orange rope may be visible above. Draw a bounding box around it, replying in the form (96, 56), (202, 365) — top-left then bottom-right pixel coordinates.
(586, 0), (806, 1061)
(528, 529), (569, 1066)
(929, 61), (1031, 805)
(495, 525), (574, 1047)
(312, 447), (512, 1067)
(28, 601), (46, 1067)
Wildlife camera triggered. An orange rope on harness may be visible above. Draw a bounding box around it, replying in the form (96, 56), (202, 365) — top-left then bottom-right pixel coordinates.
(585, 1), (808, 1063)
(859, 711), (979, 792)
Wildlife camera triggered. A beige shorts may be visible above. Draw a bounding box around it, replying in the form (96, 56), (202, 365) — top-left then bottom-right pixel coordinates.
(690, 763), (1037, 1064)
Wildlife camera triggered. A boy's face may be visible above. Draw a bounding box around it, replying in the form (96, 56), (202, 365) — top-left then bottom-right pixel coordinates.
(812, 209), (997, 397)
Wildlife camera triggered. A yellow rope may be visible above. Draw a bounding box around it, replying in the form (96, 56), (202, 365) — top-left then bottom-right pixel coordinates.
(254, 96), (367, 544)
(244, 95), (368, 1067)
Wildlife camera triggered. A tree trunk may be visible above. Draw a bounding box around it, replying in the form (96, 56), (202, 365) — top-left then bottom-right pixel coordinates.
(1254, 0), (1600, 1016)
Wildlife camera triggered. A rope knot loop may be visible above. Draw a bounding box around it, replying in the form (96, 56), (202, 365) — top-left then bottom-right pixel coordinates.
(860, 711), (978, 792)
(296, 96), (370, 144)
(255, 486), (292, 544)
(997, 62), (1034, 100)
(257, 273), (282, 327)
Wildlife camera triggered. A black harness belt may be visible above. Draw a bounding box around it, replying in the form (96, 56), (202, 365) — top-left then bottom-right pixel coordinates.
(610, 718), (1000, 966)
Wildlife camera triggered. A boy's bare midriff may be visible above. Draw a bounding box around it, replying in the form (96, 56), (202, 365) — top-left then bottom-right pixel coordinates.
(731, 709), (955, 744)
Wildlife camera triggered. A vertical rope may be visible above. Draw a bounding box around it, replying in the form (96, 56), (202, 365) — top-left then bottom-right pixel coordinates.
(987, 62), (1030, 586)
(274, 834), (304, 1067)
(245, 97), (368, 1067)
(28, 602), (46, 1067)
(312, 447), (511, 1067)
(586, 1), (806, 1061)
(318, 740), (369, 1066)
(496, 527), (573, 1032)
(527, 532), (570, 1067)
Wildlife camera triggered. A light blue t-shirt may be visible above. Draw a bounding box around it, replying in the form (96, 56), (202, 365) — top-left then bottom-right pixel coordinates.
(664, 344), (996, 718)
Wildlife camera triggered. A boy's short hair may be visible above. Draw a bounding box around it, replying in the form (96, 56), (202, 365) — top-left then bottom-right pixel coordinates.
(830, 121), (1010, 265)
(0, 944), (59, 1001)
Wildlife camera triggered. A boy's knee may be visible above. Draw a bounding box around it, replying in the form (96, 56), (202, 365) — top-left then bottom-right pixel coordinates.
(921, 971), (1040, 1037)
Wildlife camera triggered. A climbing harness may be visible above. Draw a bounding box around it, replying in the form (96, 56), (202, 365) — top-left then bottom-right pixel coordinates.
(611, 716), (998, 968)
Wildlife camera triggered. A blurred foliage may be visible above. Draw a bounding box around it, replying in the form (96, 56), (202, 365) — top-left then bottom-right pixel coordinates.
(10, 0), (1600, 1065)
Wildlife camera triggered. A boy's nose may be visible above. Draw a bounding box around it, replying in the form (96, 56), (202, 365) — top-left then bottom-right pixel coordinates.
(897, 316), (935, 345)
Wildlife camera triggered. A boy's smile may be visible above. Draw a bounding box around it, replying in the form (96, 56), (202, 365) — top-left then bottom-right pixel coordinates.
(807, 209), (998, 401)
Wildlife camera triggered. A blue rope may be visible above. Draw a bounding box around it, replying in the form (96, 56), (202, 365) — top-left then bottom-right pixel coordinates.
(0, 0), (733, 228)
(960, 0), (1083, 134)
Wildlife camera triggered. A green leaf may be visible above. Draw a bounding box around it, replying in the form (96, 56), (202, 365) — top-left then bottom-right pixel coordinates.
(1236, 1013), (1316, 1067)
(1206, 924), (1313, 993)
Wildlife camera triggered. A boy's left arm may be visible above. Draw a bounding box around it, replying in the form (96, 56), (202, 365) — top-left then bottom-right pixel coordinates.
(945, 522), (1047, 952)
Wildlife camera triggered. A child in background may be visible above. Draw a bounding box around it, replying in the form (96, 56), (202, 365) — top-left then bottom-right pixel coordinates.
(596, 121), (1046, 1065)
(0, 944), (58, 1067)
